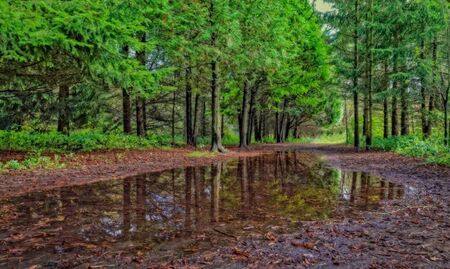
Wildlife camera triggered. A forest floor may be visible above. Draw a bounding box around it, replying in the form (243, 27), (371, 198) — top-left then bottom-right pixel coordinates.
(0, 144), (449, 268)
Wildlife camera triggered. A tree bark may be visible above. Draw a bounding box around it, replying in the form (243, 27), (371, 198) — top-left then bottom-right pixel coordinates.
(363, 94), (368, 137)
(185, 67), (195, 146)
(428, 39), (438, 137)
(420, 40), (430, 138)
(353, 0), (360, 148)
(201, 97), (207, 137)
(136, 97), (146, 137)
(392, 31), (399, 136)
(209, 0), (225, 153)
(122, 46), (132, 134)
(383, 97), (389, 138)
(136, 34), (147, 137)
(122, 89), (132, 134)
(172, 91), (176, 145)
(143, 101), (147, 133)
(239, 81), (250, 148)
(210, 60), (225, 152)
(247, 87), (256, 145)
(400, 82), (409, 136)
(365, 0), (373, 149)
(445, 99), (448, 145)
(193, 93), (200, 147)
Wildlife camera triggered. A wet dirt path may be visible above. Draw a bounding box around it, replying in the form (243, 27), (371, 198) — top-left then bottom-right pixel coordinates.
(154, 145), (450, 268)
(0, 144), (449, 268)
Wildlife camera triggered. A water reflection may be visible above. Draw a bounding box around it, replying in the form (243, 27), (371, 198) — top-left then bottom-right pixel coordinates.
(0, 151), (407, 267)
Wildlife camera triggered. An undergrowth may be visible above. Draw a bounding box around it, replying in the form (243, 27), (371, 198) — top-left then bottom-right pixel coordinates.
(0, 131), (183, 153)
(370, 135), (450, 166)
(0, 154), (65, 173)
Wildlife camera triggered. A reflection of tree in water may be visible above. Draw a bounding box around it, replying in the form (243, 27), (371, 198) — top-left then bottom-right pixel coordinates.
(0, 151), (408, 267)
(340, 171), (405, 210)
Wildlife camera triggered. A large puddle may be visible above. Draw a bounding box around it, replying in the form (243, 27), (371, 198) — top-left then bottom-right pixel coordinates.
(0, 151), (408, 267)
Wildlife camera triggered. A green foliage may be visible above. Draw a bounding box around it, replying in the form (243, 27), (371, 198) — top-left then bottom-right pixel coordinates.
(3, 160), (23, 170)
(0, 131), (178, 152)
(261, 136), (276, 144)
(222, 133), (240, 146)
(0, 153), (65, 172)
(370, 135), (450, 166)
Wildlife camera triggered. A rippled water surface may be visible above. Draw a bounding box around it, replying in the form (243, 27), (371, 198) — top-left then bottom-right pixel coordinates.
(0, 151), (408, 267)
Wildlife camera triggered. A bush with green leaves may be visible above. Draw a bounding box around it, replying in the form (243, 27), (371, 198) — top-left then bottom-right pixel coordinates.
(0, 130), (181, 153)
(370, 135), (450, 166)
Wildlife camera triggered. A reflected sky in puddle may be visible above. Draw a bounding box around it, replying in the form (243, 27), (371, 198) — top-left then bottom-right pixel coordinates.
(0, 151), (410, 267)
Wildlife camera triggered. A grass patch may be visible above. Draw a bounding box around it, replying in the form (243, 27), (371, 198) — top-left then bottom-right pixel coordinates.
(186, 151), (218, 158)
(286, 133), (346, 145)
(0, 154), (65, 173)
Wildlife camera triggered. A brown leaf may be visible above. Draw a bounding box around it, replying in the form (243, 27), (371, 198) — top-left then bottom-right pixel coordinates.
(265, 231), (276, 241)
(302, 241), (317, 250)
(232, 247), (250, 258)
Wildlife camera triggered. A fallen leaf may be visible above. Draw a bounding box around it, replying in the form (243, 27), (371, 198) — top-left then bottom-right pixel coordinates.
(265, 231), (276, 241)
(232, 247), (249, 258)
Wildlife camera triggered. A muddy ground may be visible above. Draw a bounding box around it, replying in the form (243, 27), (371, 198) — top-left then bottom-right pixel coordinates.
(0, 144), (449, 268)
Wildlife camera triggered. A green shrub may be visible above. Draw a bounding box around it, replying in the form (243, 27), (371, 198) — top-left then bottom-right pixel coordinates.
(222, 133), (239, 145)
(261, 136), (275, 144)
(4, 160), (22, 170)
(0, 130), (179, 152)
(370, 135), (450, 166)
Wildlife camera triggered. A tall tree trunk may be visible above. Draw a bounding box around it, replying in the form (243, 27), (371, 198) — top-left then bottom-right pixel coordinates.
(136, 97), (145, 137)
(344, 96), (349, 143)
(383, 62), (389, 139)
(136, 35), (146, 137)
(57, 84), (70, 134)
(122, 89), (132, 134)
(363, 94), (368, 137)
(239, 81), (250, 148)
(400, 82), (409, 136)
(274, 111), (279, 141)
(246, 88), (256, 145)
(420, 40), (430, 138)
(122, 46), (132, 134)
(254, 110), (261, 142)
(428, 39), (438, 137)
(383, 97), (389, 138)
(392, 31), (399, 136)
(284, 116), (291, 141)
(365, 0), (373, 149)
(261, 110), (267, 139)
(201, 97), (207, 137)
(185, 67), (194, 146)
(193, 94), (200, 147)
(171, 91), (176, 145)
(143, 101), (147, 133)
(445, 99), (448, 145)
(353, 0), (360, 148)
(276, 99), (288, 143)
(210, 60), (225, 152)
(221, 114), (225, 139)
(209, 0), (225, 153)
